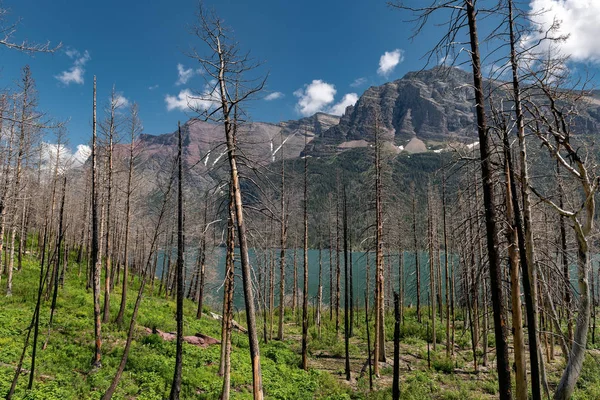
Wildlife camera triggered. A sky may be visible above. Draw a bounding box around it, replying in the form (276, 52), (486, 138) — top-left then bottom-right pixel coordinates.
(1, 0), (599, 153)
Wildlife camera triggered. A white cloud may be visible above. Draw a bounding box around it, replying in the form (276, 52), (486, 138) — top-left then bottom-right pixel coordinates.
(377, 49), (404, 76)
(350, 77), (367, 87)
(165, 82), (219, 112)
(55, 49), (90, 85)
(528, 0), (600, 63)
(294, 80), (337, 116)
(264, 92), (284, 101)
(65, 48), (79, 59)
(176, 63), (202, 86)
(148, 84), (159, 90)
(41, 142), (91, 171)
(328, 93), (358, 116)
(114, 94), (130, 109)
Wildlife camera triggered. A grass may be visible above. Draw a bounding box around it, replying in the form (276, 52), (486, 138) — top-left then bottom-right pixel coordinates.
(2, 253), (600, 399)
(0, 256), (351, 399)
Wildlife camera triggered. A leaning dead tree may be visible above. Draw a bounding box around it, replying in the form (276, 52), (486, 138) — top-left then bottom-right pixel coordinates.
(188, 5), (267, 398)
(525, 66), (598, 400)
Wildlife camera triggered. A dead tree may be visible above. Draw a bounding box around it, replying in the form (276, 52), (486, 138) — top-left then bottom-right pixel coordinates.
(91, 76), (102, 368)
(277, 133), (287, 340)
(219, 182), (236, 400)
(169, 122), (185, 400)
(343, 185), (350, 380)
(373, 115), (386, 375)
(101, 152), (177, 400)
(189, 7), (267, 397)
(0, 6), (59, 53)
(301, 135), (309, 371)
(115, 103), (141, 327)
(101, 87), (121, 323)
(526, 72), (598, 400)
(390, 2), (513, 397)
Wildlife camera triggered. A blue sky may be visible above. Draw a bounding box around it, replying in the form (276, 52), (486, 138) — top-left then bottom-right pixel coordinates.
(1, 0), (599, 150)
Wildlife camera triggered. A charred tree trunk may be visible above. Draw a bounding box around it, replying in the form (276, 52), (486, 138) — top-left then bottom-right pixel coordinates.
(301, 141), (309, 371)
(466, 3), (512, 397)
(169, 122), (185, 400)
(343, 186), (350, 380)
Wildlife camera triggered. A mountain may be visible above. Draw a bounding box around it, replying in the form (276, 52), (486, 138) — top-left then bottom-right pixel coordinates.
(305, 66), (600, 156)
(124, 65), (600, 191)
(123, 112), (340, 193)
(135, 112), (340, 167)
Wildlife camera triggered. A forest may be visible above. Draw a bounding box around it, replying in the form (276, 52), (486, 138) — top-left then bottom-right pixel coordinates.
(1, 0), (600, 399)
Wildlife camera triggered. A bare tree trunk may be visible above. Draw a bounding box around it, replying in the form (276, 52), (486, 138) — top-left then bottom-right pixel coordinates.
(374, 118), (386, 373)
(465, 3), (512, 397)
(102, 88), (117, 323)
(43, 176), (67, 350)
(329, 209), (333, 321)
(301, 136), (309, 371)
(102, 158), (175, 400)
(196, 196), (209, 320)
(169, 122), (185, 400)
(277, 134), (287, 340)
(115, 104), (138, 327)
(427, 183), (436, 351)
(317, 245), (322, 338)
(343, 186), (350, 380)
(502, 131), (527, 400)
(269, 246), (274, 340)
(91, 76), (102, 368)
(392, 292), (400, 400)
(335, 183), (341, 333)
(411, 183), (421, 323)
(219, 185), (235, 400)
(442, 176), (451, 358)
(365, 289), (373, 392)
(292, 244), (298, 317)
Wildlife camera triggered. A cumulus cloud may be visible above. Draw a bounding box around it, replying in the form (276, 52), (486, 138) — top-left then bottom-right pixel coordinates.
(114, 94), (130, 109)
(328, 93), (358, 116)
(294, 80), (337, 116)
(294, 80), (358, 116)
(264, 92), (284, 101)
(41, 142), (91, 171)
(165, 82), (219, 112)
(55, 49), (90, 85)
(148, 84), (159, 90)
(527, 0), (600, 63)
(377, 49), (404, 76)
(176, 63), (202, 86)
(350, 77), (367, 88)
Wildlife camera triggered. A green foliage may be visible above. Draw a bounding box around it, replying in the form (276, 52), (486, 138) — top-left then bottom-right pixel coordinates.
(5, 253), (600, 399)
(0, 254), (346, 399)
(400, 371), (439, 400)
(431, 356), (454, 374)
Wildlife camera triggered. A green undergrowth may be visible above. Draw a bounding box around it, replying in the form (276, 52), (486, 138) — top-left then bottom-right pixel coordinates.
(0, 255), (351, 399)
(3, 254), (600, 399)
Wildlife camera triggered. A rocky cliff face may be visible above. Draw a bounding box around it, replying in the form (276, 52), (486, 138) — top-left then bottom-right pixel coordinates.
(306, 66), (600, 156)
(306, 66), (480, 155)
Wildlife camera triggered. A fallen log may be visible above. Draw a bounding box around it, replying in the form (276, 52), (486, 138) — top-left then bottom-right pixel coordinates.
(207, 311), (248, 334)
(143, 327), (221, 348)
